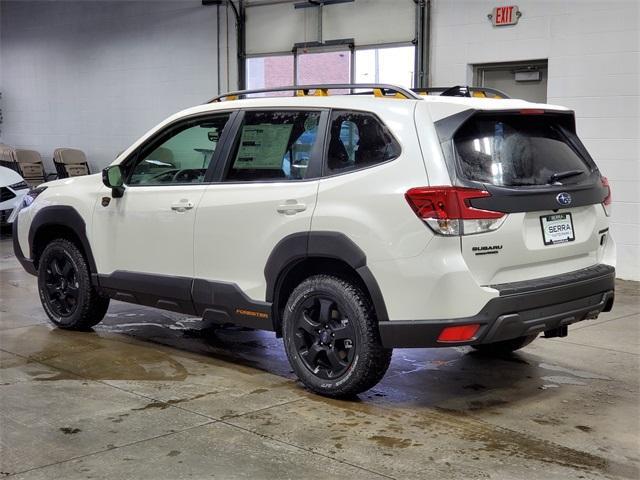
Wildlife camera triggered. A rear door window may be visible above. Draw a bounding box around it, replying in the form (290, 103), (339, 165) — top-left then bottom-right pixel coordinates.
(453, 114), (592, 186)
(224, 110), (321, 181)
(326, 111), (401, 174)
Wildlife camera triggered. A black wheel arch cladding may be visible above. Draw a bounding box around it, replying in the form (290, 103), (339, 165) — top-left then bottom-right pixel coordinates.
(29, 205), (98, 274)
(265, 231), (389, 329)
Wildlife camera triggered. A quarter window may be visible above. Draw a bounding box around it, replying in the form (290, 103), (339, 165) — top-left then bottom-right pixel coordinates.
(128, 113), (231, 185)
(225, 110), (320, 181)
(326, 111), (400, 174)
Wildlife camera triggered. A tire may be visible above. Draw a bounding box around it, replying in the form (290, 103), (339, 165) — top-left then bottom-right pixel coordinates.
(38, 238), (109, 330)
(471, 334), (538, 355)
(282, 274), (392, 398)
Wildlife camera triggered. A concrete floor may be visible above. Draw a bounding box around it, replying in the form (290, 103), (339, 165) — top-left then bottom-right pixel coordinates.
(0, 236), (638, 480)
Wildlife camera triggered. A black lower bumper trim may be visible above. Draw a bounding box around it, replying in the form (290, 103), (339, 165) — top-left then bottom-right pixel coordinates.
(379, 265), (615, 348)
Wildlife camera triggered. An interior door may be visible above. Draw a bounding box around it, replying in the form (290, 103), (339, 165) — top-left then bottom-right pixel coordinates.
(194, 109), (328, 302)
(92, 112), (234, 279)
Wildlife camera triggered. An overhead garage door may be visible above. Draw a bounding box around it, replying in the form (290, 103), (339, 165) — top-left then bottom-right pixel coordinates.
(245, 0), (416, 55)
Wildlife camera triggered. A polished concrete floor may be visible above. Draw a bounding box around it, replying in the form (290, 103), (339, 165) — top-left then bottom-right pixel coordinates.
(0, 236), (638, 479)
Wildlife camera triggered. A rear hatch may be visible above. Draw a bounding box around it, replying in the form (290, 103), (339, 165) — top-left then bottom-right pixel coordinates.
(437, 109), (611, 286)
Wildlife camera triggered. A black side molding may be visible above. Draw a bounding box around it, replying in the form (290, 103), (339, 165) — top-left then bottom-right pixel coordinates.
(98, 271), (196, 315)
(193, 279), (272, 330)
(97, 271), (273, 330)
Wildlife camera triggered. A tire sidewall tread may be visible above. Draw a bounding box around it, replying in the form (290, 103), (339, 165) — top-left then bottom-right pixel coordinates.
(38, 238), (109, 330)
(282, 274), (392, 397)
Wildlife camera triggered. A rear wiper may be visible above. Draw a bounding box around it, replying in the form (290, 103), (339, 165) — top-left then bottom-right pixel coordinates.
(548, 169), (585, 184)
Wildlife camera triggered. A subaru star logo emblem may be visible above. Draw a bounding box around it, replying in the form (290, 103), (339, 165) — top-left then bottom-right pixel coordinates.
(556, 192), (572, 206)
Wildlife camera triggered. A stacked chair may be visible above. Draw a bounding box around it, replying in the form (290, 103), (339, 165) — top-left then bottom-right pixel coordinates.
(0, 143), (16, 170)
(53, 148), (91, 178)
(0, 145), (51, 186)
(14, 149), (50, 186)
(0, 144), (90, 185)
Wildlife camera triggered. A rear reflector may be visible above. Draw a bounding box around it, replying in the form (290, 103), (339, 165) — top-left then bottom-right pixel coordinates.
(519, 109), (545, 115)
(437, 324), (481, 342)
(405, 186), (506, 236)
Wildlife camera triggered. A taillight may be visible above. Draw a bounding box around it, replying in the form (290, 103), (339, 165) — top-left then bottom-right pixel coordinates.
(601, 176), (612, 217)
(405, 186), (506, 236)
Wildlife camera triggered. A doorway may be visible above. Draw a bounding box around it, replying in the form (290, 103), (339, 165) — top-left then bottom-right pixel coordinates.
(473, 60), (548, 103)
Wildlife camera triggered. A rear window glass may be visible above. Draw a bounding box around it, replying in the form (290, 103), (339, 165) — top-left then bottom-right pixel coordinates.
(453, 114), (591, 186)
(326, 111), (401, 174)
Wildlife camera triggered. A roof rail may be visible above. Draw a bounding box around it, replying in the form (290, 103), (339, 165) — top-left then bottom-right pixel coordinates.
(413, 86), (510, 99)
(206, 84), (422, 103)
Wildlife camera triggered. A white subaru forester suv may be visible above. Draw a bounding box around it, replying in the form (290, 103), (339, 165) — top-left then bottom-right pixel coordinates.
(13, 84), (616, 397)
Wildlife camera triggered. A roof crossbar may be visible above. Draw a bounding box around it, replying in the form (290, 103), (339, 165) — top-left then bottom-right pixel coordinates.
(207, 84), (422, 103)
(413, 86), (510, 99)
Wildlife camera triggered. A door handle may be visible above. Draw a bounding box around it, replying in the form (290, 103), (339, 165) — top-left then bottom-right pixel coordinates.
(277, 200), (307, 215)
(171, 200), (194, 213)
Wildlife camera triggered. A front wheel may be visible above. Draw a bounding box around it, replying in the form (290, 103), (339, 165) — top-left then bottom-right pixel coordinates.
(38, 239), (110, 330)
(471, 334), (538, 355)
(282, 275), (392, 398)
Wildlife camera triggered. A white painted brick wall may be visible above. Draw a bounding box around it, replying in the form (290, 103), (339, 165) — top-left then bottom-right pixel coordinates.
(0, 0), (235, 173)
(431, 0), (640, 280)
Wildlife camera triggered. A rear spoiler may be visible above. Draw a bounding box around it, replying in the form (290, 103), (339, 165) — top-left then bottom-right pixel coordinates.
(433, 109), (577, 143)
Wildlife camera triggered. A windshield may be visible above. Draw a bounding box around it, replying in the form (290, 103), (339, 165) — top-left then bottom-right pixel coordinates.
(453, 114), (591, 186)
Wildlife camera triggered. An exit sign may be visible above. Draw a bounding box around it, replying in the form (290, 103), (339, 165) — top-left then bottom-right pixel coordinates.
(490, 5), (520, 26)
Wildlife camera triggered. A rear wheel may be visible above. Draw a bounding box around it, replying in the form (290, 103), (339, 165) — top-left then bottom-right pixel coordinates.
(282, 275), (392, 398)
(472, 334), (537, 355)
(38, 239), (109, 330)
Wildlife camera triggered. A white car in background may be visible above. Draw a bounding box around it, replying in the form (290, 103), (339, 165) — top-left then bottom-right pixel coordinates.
(0, 166), (29, 225)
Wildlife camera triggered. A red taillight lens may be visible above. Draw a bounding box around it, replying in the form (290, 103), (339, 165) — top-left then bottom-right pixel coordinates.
(437, 324), (481, 342)
(405, 186), (505, 236)
(405, 187), (504, 220)
(601, 176), (612, 206)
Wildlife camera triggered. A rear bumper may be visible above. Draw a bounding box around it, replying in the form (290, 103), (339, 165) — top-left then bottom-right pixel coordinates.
(379, 264), (615, 348)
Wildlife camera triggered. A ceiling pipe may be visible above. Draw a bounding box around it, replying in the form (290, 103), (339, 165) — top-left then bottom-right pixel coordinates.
(203, 0), (246, 89)
(413, 0), (430, 88)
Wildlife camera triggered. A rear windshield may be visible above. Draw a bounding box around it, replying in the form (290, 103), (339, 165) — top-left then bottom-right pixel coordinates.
(453, 114), (591, 186)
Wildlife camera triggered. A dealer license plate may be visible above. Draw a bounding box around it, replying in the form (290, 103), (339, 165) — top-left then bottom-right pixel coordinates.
(540, 213), (575, 245)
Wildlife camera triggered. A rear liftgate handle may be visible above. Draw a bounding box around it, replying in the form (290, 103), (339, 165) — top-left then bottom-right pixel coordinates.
(277, 199), (307, 216)
(171, 199), (195, 213)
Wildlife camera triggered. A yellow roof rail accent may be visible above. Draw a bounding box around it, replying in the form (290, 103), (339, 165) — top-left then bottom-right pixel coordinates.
(472, 91), (487, 98)
(206, 84), (422, 103)
(373, 88), (409, 99)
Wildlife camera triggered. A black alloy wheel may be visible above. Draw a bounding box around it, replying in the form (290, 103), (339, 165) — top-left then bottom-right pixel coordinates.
(282, 275), (392, 397)
(38, 238), (110, 330)
(43, 252), (80, 317)
(293, 295), (357, 380)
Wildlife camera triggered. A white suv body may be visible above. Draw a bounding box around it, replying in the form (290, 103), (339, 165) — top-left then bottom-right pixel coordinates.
(13, 85), (616, 396)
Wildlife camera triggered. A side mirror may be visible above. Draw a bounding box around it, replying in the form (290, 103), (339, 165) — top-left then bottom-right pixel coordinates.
(102, 165), (125, 198)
